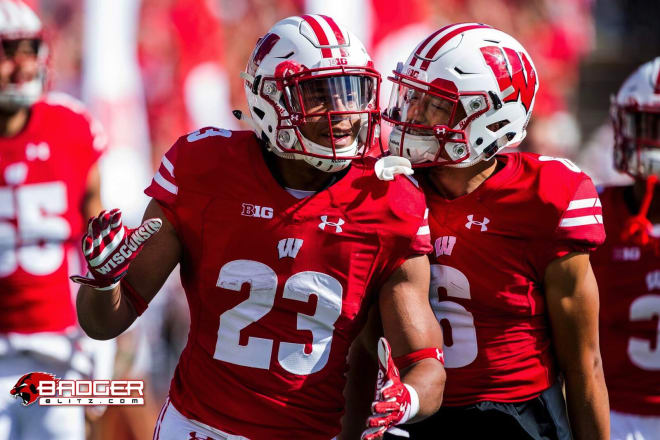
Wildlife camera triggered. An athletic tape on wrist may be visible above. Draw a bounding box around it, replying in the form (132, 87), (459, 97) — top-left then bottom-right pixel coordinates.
(401, 384), (420, 424)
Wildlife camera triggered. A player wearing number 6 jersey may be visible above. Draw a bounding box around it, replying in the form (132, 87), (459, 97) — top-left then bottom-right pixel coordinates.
(74, 15), (446, 440)
(376, 24), (609, 439)
(0, 2), (107, 439)
(589, 58), (660, 440)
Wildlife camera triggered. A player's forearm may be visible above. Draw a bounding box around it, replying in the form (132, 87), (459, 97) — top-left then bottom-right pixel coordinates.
(401, 358), (446, 422)
(339, 340), (378, 440)
(76, 284), (137, 340)
(563, 356), (610, 440)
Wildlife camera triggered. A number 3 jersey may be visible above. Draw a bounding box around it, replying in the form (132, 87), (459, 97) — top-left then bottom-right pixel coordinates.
(144, 128), (432, 439)
(590, 185), (660, 416)
(424, 152), (605, 405)
(0, 94), (105, 333)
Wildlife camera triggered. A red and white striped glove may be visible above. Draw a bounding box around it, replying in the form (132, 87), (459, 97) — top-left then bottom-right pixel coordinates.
(361, 337), (419, 440)
(70, 209), (162, 290)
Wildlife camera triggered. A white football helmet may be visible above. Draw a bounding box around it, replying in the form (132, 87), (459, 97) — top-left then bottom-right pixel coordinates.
(0, 0), (47, 110)
(383, 23), (538, 168)
(242, 15), (380, 173)
(611, 57), (660, 178)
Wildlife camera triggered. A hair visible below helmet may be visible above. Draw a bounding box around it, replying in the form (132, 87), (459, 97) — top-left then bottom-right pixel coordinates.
(383, 23), (538, 168)
(611, 57), (660, 178)
(241, 15), (380, 173)
(0, 0), (47, 111)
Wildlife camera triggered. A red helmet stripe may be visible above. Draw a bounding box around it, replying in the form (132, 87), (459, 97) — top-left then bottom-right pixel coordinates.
(301, 14), (333, 58)
(319, 15), (348, 57)
(320, 15), (346, 45)
(409, 23), (457, 67)
(655, 65), (660, 94)
(419, 24), (491, 70)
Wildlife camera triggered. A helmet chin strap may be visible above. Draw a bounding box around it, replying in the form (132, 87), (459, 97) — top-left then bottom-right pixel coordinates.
(298, 133), (356, 172)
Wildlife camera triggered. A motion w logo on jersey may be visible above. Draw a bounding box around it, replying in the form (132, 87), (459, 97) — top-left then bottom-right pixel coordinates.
(435, 236), (457, 257)
(278, 238), (303, 259)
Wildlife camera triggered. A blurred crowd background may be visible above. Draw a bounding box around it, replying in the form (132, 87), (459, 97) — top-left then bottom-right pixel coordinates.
(21, 0), (660, 438)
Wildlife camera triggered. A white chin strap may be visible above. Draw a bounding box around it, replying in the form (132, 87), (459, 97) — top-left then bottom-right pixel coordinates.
(389, 127), (477, 168)
(299, 134), (357, 173)
(269, 129), (358, 173)
(0, 79), (42, 111)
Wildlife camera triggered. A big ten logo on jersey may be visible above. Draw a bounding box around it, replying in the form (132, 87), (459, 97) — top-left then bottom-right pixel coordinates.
(0, 180), (70, 277)
(613, 246), (641, 262)
(241, 203), (273, 219)
(435, 236), (456, 257)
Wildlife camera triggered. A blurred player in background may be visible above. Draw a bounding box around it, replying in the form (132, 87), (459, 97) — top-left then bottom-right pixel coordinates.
(590, 57), (660, 440)
(0, 1), (106, 439)
(375, 23), (609, 439)
(74, 15), (446, 440)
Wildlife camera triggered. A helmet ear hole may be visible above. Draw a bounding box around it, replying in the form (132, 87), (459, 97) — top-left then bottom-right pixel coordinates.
(486, 120), (509, 132)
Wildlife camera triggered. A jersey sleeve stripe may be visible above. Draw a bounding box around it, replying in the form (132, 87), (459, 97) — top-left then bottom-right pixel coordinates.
(161, 156), (175, 177)
(424, 208), (429, 219)
(417, 225), (430, 235)
(567, 197), (601, 210)
(559, 215), (603, 228)
(154, 171), (178, 195)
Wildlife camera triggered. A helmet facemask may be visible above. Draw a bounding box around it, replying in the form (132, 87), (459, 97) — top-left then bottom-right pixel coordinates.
(256, 65), (380, 172)
(383, 66), (489, 168)
(613, 104), (660, 178)
(0, 37), (47, 112)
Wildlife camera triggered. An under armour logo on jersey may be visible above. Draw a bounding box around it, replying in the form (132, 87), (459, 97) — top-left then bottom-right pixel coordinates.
(242, 203), (273, 219)
(25, 142), (50, 161)
(646, 270), (660, 291)
(319, 215), (344, 233)
(278, 238), (303, 259)
(434, 236), (457, 257)
(465, 215), (489, 232)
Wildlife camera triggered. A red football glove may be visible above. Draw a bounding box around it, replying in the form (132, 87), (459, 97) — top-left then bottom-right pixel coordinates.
(361, 337), (419, 440)
(70, 209), (162, 290)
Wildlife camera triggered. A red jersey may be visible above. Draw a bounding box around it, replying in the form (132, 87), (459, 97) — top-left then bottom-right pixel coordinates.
(590, 185), (660, 416)
(0, 93), (106, 334)
(144, 127), (432, 439)
(424, 152), (605, 405)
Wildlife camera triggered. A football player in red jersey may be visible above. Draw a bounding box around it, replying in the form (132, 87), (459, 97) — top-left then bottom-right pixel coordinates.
(590, 57), (660, 440)
(373, 23), (610, 439)
(73, 15), (446, 440)
(0, 1), (107, 439)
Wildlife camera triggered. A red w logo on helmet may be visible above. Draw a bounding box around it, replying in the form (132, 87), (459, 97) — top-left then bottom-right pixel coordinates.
(481, 46), (537, 112)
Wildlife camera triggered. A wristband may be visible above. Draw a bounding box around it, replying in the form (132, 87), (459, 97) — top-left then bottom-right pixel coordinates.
(401, 384), (419, 424)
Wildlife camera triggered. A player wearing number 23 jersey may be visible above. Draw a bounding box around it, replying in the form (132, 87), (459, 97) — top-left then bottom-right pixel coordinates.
(145, 129), (431, 439)
(74, 15), (446, 440)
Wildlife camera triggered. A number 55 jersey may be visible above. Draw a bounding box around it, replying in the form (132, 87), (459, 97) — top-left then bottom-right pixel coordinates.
(145, 128), (432, 439)
(423, 152), (605, 405)
(0, 94), (105, 334)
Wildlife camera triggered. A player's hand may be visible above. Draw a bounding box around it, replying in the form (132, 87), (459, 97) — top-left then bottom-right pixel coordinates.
(70, 209), (162, 290)
(361, 337), (415, 440)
